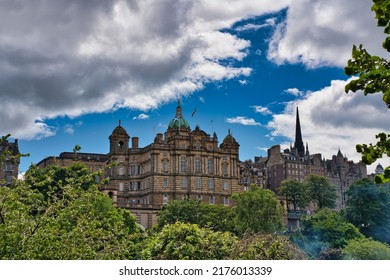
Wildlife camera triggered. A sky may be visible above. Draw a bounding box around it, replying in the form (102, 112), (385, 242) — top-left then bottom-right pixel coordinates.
(1, 0), (389, 175)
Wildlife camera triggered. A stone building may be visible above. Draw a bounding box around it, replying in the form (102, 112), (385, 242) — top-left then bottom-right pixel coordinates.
(0, 137), (21, 185)
(325, 149), (367, 209)
(37, 100), (242, 228)
(242, 107), (367, 212)
(265, 108), (326, 193)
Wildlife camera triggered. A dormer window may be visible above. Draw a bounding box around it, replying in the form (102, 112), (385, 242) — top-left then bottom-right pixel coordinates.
(118, 141), (124, 148)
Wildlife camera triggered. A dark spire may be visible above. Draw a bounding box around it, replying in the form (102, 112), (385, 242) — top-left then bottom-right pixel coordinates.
(294, 107), (305, 157)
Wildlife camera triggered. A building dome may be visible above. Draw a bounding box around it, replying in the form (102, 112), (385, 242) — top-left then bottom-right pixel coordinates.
(375, 163), (384, 174)
(112, 120), (129, 136)
(222, 129), (238, 145)
(168, 100), (190, 130)
(168, 117), (190, 130)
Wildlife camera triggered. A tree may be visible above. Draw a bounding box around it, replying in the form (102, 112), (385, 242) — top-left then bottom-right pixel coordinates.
(343, 237), (390, 260)
(141, 222), (237, 260)
(156, 199), (235, 233)
(344, 178), (390, 243)
(301, 209), (363, 250)
(0, 163), (142, 260)
(232, 185), (284, 235)
(279, 179), (310, 211)
(306, 175), (337, 209)
(344, 0), (390, 183)
(231, 232), (307, 260)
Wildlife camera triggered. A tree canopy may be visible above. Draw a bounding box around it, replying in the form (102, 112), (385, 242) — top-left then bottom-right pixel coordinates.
(141, 222), (237, 260)
(344, 0), (390, 183)
(343, 237), (390, 260)
(0, 163), (142, 260)
(279, 179), (310, 211)
(306, 175), (337, 209)
(156, 198), (235, 233)
(232, 185), (284, 235)
(344, 178), (390, 243)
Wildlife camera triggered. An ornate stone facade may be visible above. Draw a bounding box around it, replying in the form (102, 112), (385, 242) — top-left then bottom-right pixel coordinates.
(37, 101), (242, 228)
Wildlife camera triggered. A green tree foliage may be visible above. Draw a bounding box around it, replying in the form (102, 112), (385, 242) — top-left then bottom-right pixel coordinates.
(343, 237), (390, 260)
(0, 163), (142, 259)
(300, 209), (363, 250)
(306, 175), (337, 209)
(280, 179), (310, 211)
(232, 185), (284, 235)
(156, 199), (235, 233)
(141, 222), (237, 260)
(231, 232), (307, 260)
(345, 178), (390, 243)
(344, 0), (390, 183)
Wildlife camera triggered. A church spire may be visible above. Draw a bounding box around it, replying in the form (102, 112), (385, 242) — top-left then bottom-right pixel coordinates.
(294, 107), (305, 157)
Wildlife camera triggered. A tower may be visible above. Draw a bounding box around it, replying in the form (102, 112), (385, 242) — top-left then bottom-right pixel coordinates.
(109, 120), (130, 155)
(294, 107), (305, 157)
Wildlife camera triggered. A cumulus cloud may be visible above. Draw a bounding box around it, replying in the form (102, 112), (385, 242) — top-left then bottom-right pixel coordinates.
(226, 116), (261, 126)
(284, 88), (305, 96)
(133, 113), (150, 120)
(252, 105), (272, 115)
(235, 18), (277, 32)
(267, 79), (390, 173)
(0, 0), (290, 140)
(267, 0), (389, 67)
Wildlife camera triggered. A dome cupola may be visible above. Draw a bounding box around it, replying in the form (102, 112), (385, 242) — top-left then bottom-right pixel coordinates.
(168, 99), (190, 130)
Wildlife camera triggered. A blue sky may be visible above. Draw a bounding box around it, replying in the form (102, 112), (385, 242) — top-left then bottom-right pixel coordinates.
(1, 0), (389, 174)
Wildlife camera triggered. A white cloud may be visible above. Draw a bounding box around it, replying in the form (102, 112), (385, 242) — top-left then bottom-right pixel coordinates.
(267, 78), (390, 173)
(267, 0), (389, 68)
(64, 125), (75, 135)
(133, 113), (150, 120)
(284, 88), (305, 96)
(0, 0), (290, 140)
(226, 116), (261, 126)
(199, 97), (206, 103)
(252, 105), (272, 115)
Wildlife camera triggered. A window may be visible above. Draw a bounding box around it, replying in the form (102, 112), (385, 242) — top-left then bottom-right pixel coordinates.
(196, 178), (202, 190)
(181, 156), (187, 173)
(119, 182), (124, 191)
(209, 195), (214, 204)
(182, 177), (187, 189)
(195, 157), (201, 173)
(5, 163), (13, 171)
(162, 161), (168, 172)
(208, 159), (213, 174)
(224, 197), (229, 206)
(129, 165), (138, 175)
(118, 165), (124, 176)
(163, 152), (168, 158)
(208, 178), (214, 190)
(224, 181), (229, 190)
(222, 163), (228, 176)
(163, 178), (168, 188)
(163, 195), (169, 204)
